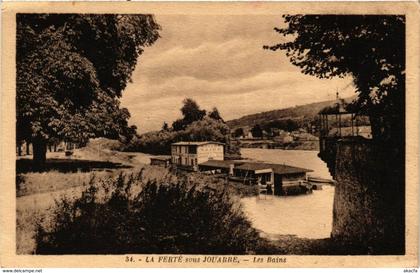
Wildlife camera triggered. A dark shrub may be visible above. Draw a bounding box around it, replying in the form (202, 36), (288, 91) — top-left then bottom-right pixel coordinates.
(35, 171), (265, 254)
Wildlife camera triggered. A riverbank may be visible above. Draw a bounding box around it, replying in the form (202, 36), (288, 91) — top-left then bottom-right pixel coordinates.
(17, 144), (339, 254)
(184, 172), (259, 197)
(239, 140), (319, 151)
(16, 146), (258, 253)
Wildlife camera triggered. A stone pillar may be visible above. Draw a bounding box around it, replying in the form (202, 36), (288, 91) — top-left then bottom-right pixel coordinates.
(330, 139), (404, 254)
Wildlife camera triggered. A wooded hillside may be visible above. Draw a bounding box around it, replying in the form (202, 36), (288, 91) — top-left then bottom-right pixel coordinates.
(226, 97), (355, 131)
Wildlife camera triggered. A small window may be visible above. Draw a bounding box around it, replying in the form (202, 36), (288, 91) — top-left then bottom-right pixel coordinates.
(189, 145), (197, 154)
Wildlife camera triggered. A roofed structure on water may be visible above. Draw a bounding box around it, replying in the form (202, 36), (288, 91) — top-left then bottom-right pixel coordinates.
(198, 160), (237, 169)
(198, 160), (313, 175)
(198, 159), (313, 195)
(150, 155), (172, 160)
(233, 161), (312, 175)
(150, 155), (172, 167)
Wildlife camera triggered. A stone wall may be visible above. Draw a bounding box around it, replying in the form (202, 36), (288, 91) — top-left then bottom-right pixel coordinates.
(320, 138), (404, 254)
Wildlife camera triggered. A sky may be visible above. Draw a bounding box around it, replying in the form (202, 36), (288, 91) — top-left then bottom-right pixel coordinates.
(120, 14), (356, 133)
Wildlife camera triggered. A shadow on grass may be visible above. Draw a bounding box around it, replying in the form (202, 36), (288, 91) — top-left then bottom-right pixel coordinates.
(16, 158), (132, 174)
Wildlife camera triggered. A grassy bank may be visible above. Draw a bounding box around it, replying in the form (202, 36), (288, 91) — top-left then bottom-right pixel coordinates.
(32, 170), (275, 254)
(17, 142), (347, 255)
(16, 142), (173, 254)
(16, 165), (177, 254)
(16, 143), (262, 254)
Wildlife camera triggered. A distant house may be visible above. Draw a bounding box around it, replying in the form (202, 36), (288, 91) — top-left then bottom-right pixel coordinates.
(245, 131), (253, 139)
(274, 132), (293, 143)
(171, 141), (224, 171)
(294, 132), (319, 141)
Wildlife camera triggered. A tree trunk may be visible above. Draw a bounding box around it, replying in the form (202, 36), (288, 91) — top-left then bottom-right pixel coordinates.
(369, 113), (385, 142)
(26, 141), (30, 155)
(17, 144), (22, 156)
(33, 138), (47, 167)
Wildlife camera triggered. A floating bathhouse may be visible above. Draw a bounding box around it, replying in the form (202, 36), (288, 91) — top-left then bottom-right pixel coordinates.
(198, 160), (313, 195)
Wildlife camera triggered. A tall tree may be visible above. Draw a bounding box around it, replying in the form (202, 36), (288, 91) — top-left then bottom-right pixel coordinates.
(180, 98), (206, 125)
(265, 15), (405, 253)
(162, 122), (169, 131)
(172, 98), (206, 131)
(17, 14), (160, 166)
(264, 15), (405, 144)
(181, 117), (230, 143)
(251, 124), (263, 138)
(233, 128), (244, 138)
(208, 107), (224, 122)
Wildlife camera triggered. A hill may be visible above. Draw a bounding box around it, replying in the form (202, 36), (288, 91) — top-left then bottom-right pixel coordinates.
(226, 97), (355, 131)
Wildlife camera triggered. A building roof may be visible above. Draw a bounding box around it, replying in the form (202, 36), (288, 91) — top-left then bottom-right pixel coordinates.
(150, 155), (172, 161)
(198, 160), (236, 169)
(171, 141), (225, 146)
(234, 162), (313, 175)
(199, 159), (312, 174)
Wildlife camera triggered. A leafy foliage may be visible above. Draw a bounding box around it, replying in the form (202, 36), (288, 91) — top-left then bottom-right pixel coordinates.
(172, 98), (207, 131)
(125, 130), (176, 155)
(35, 172), (263, 254)
(183, 117), (229, 142)
(262, 119), (299, 134)
(123, 98), (239, 155)
(233, 128), (244, 138)
(162, 122), (169, 131)
(16, 14), (160, 162)
(208, 107), (224, 122)
(250, 124), (263, 138)
(264, 15), (405, 142)
(123, 117), (234, 155)
(264, 16), (405, 253)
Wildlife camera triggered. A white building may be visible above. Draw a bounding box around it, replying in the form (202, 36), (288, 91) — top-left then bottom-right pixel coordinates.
(171, 141), (224, 170)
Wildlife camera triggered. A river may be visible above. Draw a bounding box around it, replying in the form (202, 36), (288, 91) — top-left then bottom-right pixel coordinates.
(240, 148), (332, 179)
(240, 148), (334, 239)
(125, 148), (335, 239)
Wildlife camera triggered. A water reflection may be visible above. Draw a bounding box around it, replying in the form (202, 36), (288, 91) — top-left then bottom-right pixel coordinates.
(240, 148), (334, 239)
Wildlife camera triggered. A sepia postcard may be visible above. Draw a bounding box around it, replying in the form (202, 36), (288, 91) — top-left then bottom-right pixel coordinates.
(0, 1), (419, 269)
